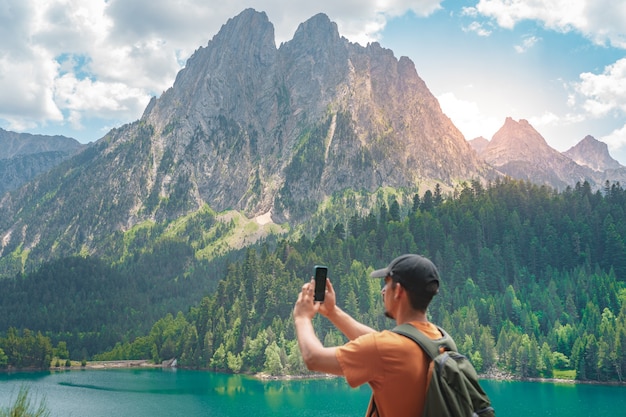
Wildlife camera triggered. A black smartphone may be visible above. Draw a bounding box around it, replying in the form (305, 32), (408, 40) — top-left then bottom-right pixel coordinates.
(313, 265), (328, 302)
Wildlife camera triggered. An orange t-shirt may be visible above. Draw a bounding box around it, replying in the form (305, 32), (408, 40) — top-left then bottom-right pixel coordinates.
(335, 321), (442, 417)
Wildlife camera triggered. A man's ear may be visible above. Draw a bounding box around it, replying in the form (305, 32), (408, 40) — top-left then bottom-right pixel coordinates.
(394, 283), (405, 300)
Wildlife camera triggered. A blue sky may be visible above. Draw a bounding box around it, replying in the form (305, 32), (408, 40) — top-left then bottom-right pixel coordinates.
(1, 0), (625, 164)
(380, 4), (626, 162)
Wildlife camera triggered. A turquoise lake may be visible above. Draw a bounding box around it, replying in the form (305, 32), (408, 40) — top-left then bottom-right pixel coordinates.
(1, 369), (626, 416)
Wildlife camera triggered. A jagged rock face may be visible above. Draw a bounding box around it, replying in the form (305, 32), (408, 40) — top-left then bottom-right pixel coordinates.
(0, 9), (493, 263)
(482, 118), (598, 190)
(135, 9), (491, 221)
(564, 135), (623, 172)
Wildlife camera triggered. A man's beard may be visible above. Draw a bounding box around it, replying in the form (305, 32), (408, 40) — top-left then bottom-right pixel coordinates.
(384, 310), (394, 319)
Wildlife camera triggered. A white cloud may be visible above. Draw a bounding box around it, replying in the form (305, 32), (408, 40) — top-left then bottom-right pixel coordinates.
(474, 0), (626, 49)
(602, 123), (626, 153)
(514, 35), (540, 53)
(437, 92), (502, 140)
(54, 73), (151, 129)
(575, 58), (626, 117)
(474, 0), (586, 31)
(528, 111), (560, 128)
(461, 7), (479, 18)
(0, 2), (62, 125)
(463, 21), (492, 37)
(0, 49), (63, 124)
(0, 0), (31, 53)
(583, 0), (626, 48)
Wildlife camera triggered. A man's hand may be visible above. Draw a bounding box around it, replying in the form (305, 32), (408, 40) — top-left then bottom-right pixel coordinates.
(318, 278), (337, 318)
(293, 279), (343, 376)
(293, 280), (320, 321)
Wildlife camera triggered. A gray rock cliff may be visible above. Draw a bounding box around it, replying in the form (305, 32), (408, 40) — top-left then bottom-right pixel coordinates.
(126, 9), (492, 222)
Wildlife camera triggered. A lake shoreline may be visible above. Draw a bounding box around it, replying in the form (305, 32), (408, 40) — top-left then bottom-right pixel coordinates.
(3, 360), (625, 386)
(479, 367), (626, 386)
(254, 366), (626, 387)
(0, 359), (162, 373)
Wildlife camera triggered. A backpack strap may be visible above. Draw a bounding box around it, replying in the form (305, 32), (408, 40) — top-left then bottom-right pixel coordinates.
(366, 395), (378, 417)
(392, 323), (458, 360)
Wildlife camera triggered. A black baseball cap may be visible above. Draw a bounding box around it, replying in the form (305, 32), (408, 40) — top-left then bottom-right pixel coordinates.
(370, 254), (440, 295)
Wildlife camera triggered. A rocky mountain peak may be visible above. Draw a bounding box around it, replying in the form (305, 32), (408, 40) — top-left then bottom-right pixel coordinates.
(564, 135), (623, 172)
(482, 118), (596, 190)
(485, 117), (551, 164)
(212, 8), (276, 53)
(291, 13), (340, 46)
(468, 136), (489, 156)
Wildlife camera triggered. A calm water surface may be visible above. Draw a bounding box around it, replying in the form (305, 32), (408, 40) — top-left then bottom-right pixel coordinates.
(1, 369), (625, 416)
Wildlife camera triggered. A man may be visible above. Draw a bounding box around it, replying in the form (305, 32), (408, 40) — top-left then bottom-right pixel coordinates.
(293, 254), (442, 417)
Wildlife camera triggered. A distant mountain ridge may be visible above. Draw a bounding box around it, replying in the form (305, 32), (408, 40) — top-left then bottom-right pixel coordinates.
(469, 118), (626, 190)
(0, 128), (84, 159)
(0, 129), (86, 196)
(564, 135), (623, 172)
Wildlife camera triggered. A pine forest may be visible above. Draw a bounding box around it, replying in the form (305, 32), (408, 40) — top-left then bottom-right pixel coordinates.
(1, 178), (625, 383)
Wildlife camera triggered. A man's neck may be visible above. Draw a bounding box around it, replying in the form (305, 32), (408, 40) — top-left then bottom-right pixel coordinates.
(394, 309), (428, 325)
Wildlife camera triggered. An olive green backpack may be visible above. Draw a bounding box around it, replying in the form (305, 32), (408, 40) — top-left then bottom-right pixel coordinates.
(392, 323), (495, 417)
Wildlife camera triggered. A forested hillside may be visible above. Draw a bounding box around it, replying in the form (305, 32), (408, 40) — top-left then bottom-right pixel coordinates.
(91, 178), (626, 382)
(1, 178), (625, 381)
(0, 206), (251, 358)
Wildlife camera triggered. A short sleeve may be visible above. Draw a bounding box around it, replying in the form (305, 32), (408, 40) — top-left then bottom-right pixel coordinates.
(336, 333), (384, 388)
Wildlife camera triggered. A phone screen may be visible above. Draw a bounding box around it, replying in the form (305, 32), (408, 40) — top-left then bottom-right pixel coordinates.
(313, 265), (328, 302)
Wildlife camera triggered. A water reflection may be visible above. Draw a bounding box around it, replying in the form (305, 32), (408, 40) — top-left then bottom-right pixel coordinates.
(4, 370), (622, 417)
